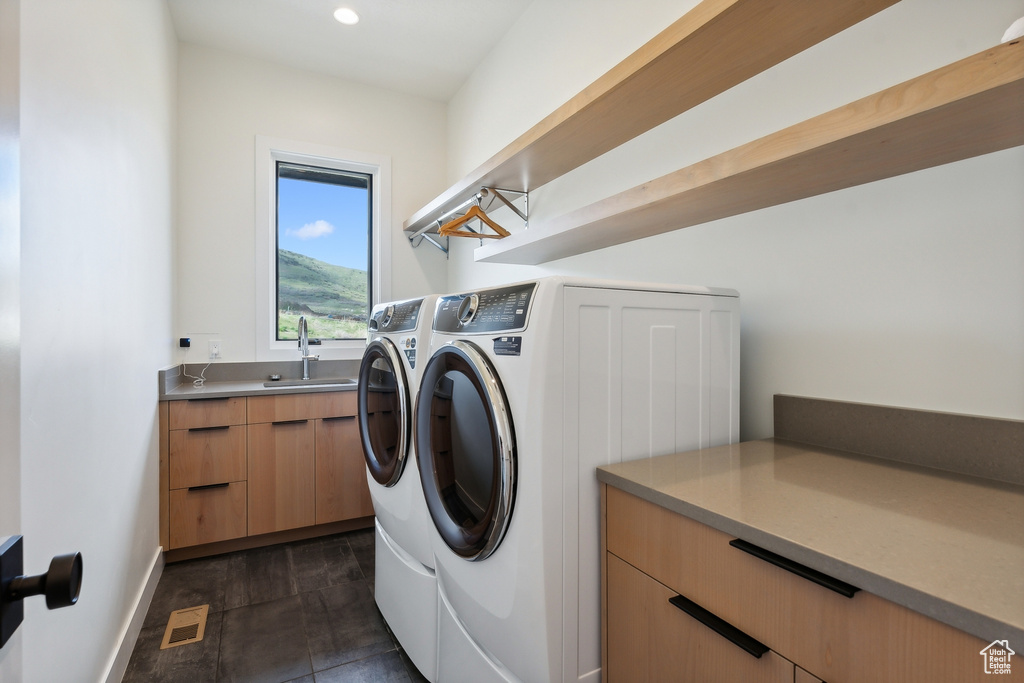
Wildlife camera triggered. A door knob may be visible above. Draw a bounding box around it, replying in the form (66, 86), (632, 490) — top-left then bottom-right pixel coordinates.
(1, 536), (83, 649)
(7, 551), (83, 609)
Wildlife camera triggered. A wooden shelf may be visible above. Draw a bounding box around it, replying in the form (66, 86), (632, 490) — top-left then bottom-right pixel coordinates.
(477, 41), (1024, 265)
(403, 0), (899, 237)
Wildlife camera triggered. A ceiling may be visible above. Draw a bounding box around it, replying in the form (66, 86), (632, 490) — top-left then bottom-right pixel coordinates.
(167, 0), (533, 102)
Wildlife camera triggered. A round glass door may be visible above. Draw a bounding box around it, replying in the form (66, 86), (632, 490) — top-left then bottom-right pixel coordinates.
(358, 338), (410, 487)
(415, 341), (516, 561)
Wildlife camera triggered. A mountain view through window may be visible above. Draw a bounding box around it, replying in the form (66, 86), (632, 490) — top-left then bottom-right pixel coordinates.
(276, 162), (371, 341)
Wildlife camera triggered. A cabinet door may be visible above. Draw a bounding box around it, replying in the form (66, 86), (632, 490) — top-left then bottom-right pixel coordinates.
(606, 553), (793, 683)
(247, 420), (316, 535)
(315, 416), (374, 524)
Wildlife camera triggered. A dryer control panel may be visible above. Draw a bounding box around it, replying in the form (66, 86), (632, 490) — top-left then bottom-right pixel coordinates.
(369, 297), (424, 333)
(434, 283), (536, 334)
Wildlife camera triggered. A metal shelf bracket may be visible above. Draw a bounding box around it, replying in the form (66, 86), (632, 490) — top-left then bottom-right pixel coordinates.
(407, 186), (529, 256)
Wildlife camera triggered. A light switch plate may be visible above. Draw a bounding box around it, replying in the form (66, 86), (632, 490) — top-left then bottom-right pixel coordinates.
(0, 535), (24, 650)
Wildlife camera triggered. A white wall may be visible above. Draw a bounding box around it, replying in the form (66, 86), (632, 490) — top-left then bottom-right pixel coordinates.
(175, 44), (448, 363)
(18, 1), (177, 680)
(444, 0), (1024, 439)
(0, 0), (22, 674)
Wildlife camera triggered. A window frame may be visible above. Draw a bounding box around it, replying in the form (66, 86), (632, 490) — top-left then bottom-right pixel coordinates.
(255, 136), (391, 361)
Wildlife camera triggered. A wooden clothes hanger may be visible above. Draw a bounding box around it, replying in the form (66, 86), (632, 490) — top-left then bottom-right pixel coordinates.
(437, 204), (510, 239)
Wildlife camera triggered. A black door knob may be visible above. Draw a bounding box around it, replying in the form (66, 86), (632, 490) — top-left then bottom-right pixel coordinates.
(2, 536), (84, 649)
(7, 552), (83, 610)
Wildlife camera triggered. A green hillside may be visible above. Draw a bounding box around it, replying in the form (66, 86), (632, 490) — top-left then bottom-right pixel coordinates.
(278, 249), (367, 320)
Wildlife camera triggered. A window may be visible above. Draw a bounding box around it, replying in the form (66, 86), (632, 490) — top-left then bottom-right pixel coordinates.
(276, 162), (371, 341)
(256, 137), (391, 360)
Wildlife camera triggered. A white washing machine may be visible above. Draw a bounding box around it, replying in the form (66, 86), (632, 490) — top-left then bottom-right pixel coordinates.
(414, 277), (740, 682)
(357, 295), (440, 681)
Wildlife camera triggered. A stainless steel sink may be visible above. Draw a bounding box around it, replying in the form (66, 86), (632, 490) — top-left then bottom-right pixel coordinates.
(262, 378), (356, 388)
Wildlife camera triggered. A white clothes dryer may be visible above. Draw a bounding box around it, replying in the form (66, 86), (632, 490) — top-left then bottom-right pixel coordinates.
(357, 295), (439, 681)
(414, 277), (740, 683)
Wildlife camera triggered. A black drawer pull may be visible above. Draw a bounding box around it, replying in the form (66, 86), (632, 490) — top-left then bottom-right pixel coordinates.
(188, 425), (230, 432)
(187, 482), (230, 492)
(729, 539), (860, 598)
(322, 415), (356, 422)
(668, 594), (768, 658)
(187, 397), (229, 402)
(271, 419), (309, 426)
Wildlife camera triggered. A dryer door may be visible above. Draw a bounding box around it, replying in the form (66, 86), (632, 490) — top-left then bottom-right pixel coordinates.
(358, 337), (411, 487)
(416, 340), (516, 561)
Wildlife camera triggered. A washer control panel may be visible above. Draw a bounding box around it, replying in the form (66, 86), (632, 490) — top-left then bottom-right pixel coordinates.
(369, 297), (423, 333)
(434, 283), (536, 334)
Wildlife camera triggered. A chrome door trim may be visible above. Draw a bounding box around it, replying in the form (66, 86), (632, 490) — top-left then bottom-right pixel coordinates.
(357, 337), (410, 487)
(416, 340), (516, 561)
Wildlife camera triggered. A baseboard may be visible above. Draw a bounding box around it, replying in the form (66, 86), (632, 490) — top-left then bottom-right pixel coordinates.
(101, 546), (164, 683)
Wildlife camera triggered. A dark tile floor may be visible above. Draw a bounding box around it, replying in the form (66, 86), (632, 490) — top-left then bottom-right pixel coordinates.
(123, 528), (429, 682)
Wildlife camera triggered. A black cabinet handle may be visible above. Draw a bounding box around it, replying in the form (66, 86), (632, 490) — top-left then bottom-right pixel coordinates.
(187, 482), (230, 492)
(188, 425), (230, 432)
(668, 594), (769, 658)
(322, 415), (356, 422)
(271, 419), (309, 426)
(187, 397), (229, 402)
(729, 539), (860, 598)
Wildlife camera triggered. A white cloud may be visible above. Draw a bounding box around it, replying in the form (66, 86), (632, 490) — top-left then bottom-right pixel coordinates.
(287, 220), (335, 240)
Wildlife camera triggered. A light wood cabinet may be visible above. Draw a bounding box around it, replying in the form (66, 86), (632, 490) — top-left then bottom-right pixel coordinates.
(169, 482), (247, 548)
(169, 426), (246, 489)
(168, 396), (245, 430)
(247, 420), (316, 535)
(165, 398), (249, 549)
(795, 668), (823, 683)
(316, 415), (374, 524)
(603, 485), (1008, 683)
(159, 389), (373, 555)
(607, 553), (793, 682)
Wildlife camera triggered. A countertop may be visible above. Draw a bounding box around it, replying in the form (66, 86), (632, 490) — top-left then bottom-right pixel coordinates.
(159, 360), (360, 400)
(597, 438), (1024, 647)
(161, 378), (357, 400)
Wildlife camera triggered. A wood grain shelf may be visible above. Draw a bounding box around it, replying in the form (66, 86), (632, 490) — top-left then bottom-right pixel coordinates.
(477, 40), (1024, 265)
(403, 0), (899, 237)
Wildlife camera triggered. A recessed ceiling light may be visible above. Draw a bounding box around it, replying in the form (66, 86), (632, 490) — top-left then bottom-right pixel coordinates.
(333, 7), (359, 25)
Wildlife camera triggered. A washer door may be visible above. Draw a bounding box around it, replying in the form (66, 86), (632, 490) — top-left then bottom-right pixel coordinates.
(358, 337), (411, 487)
(416, 341), (516, 561)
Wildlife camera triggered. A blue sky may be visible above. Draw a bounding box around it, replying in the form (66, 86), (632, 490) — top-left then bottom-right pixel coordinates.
(277, 177), (369, 271)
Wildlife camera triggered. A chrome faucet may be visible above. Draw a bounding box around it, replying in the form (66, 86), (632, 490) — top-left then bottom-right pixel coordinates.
(298, 316), (319, 380)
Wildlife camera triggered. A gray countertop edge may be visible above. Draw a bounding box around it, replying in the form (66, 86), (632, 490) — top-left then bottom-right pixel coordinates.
(596, 466), (1024, 648)
(159, 360), (360, 400)
(160, 381), (357, 400)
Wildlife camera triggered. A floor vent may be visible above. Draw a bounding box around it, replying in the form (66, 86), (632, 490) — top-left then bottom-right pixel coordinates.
(160, 604), (209, 650)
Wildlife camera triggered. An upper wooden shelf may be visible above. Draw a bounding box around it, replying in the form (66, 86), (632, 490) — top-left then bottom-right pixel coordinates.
(477, 40), (1024, 265)
(403, 0), (899, 237)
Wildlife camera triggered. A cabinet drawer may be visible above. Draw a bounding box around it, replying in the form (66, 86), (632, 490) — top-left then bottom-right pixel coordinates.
(606, 487), (996, 683)
(169, 482), (247, 548)
(247, 391), (356, 423)
(168, 396), (246, 430)
(606, 553), (793, 682)
(169, 425), (246, 489)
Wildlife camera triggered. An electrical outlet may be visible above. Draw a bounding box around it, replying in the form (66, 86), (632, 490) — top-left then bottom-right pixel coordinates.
(209, 341), (222, 359)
